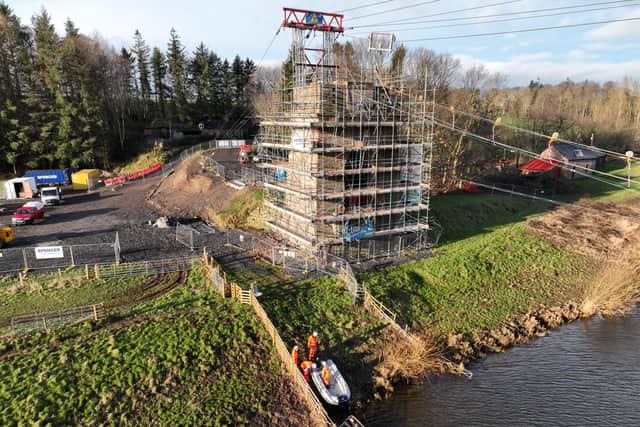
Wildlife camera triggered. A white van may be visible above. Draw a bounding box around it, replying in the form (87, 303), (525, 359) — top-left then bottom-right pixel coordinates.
(41, 187), (62, 205)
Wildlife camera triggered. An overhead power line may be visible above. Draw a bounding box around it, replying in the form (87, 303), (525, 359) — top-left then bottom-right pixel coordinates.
(431, 117), (636, 189)
(337, 66), (639, 192)
(430, 102), (640, 161)
(399, 16), (640, 42)
(351, 0), (636, 28)
(352, 0), (524, 28)
(336, 0), (398, 14)
(349, 0), (440, 21)
(257, 26), (281, 67)
(350, 2), (640, 34)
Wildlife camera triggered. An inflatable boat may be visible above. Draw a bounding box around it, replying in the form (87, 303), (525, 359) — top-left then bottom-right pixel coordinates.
(311, 359), (351, 405)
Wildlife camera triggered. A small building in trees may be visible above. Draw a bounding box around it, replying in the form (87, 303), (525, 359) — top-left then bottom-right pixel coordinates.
(521, 142), (605, 179)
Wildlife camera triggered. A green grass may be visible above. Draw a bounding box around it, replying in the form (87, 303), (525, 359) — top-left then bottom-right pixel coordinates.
(359, 223), (593, 335)
(0, 267), (303, 426)
(368, 163), (640, 336)
(264, 276), (387, 399)
(568, 160), (640, 203)
(226, 263), (386, 400)
(0, 273), (157, 329)
(211, 188), (264, 230)
(431, 193), (552, 243)
(113, 150), (168, 175)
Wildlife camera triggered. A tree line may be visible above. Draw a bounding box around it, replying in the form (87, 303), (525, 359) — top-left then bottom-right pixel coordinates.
(0, 3), (256, 173)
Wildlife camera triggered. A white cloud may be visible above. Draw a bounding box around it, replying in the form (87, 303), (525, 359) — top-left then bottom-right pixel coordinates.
(257, 59), (283, 68)
(567, 49), (599, 61)
(510, 52), (553, 63)
(582, 42), (640, 51)
(455, 53), (640, 86)
(585, 9), (640, 40)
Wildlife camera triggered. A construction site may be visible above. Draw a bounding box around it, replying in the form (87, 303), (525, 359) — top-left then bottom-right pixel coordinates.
(1, 2), (639, 426)
(256, 9), (434, 263)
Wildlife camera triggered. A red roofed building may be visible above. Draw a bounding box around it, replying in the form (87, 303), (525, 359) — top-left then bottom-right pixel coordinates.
(521, 143), (605, 179)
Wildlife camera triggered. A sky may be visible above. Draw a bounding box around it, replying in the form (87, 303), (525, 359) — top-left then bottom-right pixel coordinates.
(8, 0), (640, 86)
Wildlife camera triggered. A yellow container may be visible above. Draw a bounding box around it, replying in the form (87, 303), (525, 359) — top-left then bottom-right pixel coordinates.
(71, 169), (100, 190)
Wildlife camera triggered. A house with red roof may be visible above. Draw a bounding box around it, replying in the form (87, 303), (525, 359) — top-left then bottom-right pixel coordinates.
(521, 143), (605, 179)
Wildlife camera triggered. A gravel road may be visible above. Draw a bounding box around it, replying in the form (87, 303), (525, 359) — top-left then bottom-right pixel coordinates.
(0, 176), (242, 272)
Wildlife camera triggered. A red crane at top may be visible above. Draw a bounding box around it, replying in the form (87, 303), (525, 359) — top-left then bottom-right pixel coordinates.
(282, 8), (344, 33)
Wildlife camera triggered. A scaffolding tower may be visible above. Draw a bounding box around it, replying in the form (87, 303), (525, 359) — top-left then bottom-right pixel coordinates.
(256, 8), (435, 262)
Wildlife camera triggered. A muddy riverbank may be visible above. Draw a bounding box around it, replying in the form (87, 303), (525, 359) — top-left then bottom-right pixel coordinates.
(444, 301), (585, 366)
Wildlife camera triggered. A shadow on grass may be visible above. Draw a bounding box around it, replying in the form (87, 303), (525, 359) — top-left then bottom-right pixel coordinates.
(433, 163), (640, 244)
(431, 192), (553, 244)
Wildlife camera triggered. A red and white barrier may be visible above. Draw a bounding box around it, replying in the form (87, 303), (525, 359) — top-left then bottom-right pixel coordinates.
(104, 162), (164, 186)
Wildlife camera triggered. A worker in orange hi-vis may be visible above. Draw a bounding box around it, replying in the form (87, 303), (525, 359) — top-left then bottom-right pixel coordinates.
(300, 360), (314, 382)
(321, 361), (331, 386)
(291, 345), (299, 365)
(307, 331), (319, 360)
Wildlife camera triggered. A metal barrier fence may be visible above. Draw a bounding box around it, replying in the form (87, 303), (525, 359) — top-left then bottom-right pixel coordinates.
(11, 303), (105, 335)
(176, 222), (199, 251)
(324, 253), (417, 343)
(161, 139), (247, 178)
(95, 256), (201, 279)
(0, 235), (120, 276)
(241, 166), (272, 185)
(175, 222), (217, 251)
(226, 231), (320, 275)
(210, 263), (229, 297)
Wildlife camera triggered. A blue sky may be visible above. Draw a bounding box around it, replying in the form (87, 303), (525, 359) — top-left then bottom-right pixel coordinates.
(9, 0), (640, 86)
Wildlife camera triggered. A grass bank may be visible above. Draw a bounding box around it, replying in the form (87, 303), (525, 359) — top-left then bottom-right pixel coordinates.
(113, 149), (168, 175)
(226, 265), (388, 402)
(359, 221), (593, 335)
(358, 167), (640, 337)
(209, 187), (264, 231)
(0, 267), (315, 426)
(0, 272), (169, 330)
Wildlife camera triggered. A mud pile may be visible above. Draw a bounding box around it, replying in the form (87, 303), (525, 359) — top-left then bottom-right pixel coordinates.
(527, 199), (640, 262)
(149, 151), (250, 219)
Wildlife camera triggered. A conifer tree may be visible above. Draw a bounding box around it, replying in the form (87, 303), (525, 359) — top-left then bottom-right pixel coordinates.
(167, 28), (188, 122)
(132, 30), (151, 118)
(151, 47), (167, 119)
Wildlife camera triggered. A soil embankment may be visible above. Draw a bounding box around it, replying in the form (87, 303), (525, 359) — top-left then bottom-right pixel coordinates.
(149, 150), (253, 220)
(445, 301), (583, 365)
(527, 199), (640, 261)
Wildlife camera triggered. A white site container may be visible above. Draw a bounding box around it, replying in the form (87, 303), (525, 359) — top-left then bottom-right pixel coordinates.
(4, 177), (38, 200)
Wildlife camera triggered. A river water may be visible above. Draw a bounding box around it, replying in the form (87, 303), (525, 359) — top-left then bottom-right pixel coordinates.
(363, 309), (640, 426)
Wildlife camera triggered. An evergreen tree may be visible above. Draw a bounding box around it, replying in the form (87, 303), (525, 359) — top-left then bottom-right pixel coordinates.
(0, 4), (273, 171)
(167, 28), (188, 122)
(207, 51), (226, 119)
(151, 46), (167, 119)
(0, 3), (31, 172)
(132, 30), (151, 118)
(27, 9), (63, 168)
(190, 42), (210, 120)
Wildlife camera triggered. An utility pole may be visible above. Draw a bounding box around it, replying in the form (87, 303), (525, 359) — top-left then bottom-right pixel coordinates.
(626, 151), (634, 189)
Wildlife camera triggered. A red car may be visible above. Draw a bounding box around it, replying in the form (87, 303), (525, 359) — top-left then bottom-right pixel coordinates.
(12, 201), (46, 225)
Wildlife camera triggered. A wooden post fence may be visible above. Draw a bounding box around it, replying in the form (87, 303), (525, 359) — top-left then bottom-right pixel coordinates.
(207, 257), (334, 427)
